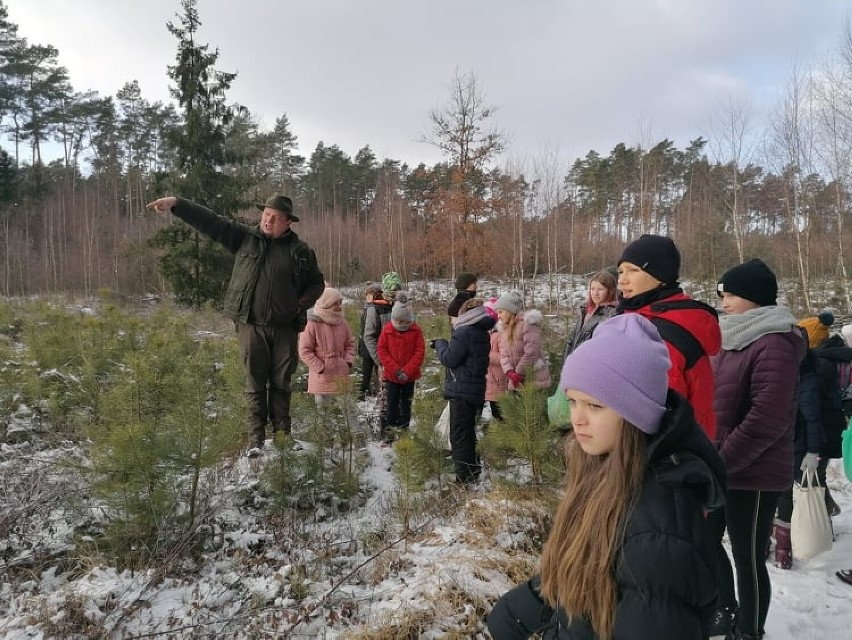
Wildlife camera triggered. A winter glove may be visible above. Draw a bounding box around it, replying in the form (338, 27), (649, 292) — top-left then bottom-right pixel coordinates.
(506, 370), (524, 388)
(800, 452), (819, 475)
(395, 369), (409, 382)
(429, 339), (437, 349)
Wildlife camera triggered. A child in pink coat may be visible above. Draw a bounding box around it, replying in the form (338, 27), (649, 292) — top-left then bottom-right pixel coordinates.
(493, 291), (551, 391)
(298, 287), (356, 406)
(484, 297), (508, 420)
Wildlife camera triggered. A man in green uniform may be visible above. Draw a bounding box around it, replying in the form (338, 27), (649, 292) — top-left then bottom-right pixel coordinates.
(147, 194), (325, 455)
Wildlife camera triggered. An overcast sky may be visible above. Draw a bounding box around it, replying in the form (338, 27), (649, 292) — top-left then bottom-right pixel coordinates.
(6, 0), (852, 168)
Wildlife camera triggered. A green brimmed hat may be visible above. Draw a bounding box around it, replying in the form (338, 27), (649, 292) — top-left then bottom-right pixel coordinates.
(255, 194), (299, 222)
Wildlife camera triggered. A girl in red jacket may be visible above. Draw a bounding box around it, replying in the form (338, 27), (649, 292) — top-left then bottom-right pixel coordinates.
(377, 292), (425, 443)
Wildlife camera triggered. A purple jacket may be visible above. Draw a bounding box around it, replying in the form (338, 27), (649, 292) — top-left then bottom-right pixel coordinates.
(712, 329), (805, 491)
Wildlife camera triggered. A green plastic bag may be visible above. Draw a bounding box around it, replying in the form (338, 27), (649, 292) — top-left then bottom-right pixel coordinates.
(547, 388), (571, 427)
(842, 423), (852, 483)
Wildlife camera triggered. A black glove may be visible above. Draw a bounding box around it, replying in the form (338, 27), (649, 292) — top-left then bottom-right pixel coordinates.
(429, 339), (437, 349)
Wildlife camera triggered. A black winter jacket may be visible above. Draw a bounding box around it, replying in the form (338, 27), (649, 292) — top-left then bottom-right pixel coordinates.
(170, 198), (324, 329)
(811, 335), (852, 458)
(487, 392), (726, 640)
(434, 306), (496, 402)
(795, 351), (826, 458)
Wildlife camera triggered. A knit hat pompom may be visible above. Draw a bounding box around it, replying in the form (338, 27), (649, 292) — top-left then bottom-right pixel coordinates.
(315, 287), (343, 310)
(561, 314), (670, 435)
(618, 234), (681, 285)
(494, 291), (524, 316)
(454, 272), (478, 291)
(818, 311), (835, 327)
(716, 258), (778, 307)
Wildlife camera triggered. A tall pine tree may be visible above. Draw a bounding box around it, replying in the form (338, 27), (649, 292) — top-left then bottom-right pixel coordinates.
(152, 0), (245, 307)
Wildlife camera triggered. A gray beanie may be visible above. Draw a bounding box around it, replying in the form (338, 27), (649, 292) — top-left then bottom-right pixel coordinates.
(391, 292), (413, 330)
(494, 291), (524, 316)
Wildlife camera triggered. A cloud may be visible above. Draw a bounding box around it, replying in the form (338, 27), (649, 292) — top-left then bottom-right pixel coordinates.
(6, 0), (850, 166)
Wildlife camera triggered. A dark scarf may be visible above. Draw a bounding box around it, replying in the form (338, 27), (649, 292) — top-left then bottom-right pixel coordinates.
(617, 285), (683, 313)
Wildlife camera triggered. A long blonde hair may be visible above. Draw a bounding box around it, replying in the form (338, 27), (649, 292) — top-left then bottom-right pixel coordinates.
(501, 311), (521, 347)
(539, 423), (647, 639)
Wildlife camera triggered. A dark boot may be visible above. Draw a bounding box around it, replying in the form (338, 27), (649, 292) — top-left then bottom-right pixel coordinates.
(270, 388), (292, 435)
(245, 390), (268, 448)
(825, 488), (841, 517)
(773, 520), (792, 570)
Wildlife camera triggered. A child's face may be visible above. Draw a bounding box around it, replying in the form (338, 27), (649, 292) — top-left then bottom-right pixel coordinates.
(589, 280), (610, 306)
(718, 291), (759, 315)
(567, 388), (624, 455)
(617, 261), (662, 298)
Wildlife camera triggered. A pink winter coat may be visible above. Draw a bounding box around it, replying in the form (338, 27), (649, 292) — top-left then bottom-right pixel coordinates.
(298, 310), (356, 395)
(498, 309), (551, 391)
(486, 330), (508, 401)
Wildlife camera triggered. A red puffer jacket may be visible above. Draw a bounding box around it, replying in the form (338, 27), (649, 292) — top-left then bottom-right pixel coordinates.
(377, 322), (425, 382)
(627, 292), (721, 438)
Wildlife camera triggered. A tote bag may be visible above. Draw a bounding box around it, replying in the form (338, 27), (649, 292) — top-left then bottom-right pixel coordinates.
(790, 468), (833, 560)
(434, 401), (451, 451)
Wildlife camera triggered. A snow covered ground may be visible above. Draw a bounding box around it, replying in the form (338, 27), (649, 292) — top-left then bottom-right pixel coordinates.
(2, 402), (852, 639)
(2, 279), (852, 639)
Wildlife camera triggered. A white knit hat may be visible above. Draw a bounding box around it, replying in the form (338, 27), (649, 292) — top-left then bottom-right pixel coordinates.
(841, 323), (852, 347)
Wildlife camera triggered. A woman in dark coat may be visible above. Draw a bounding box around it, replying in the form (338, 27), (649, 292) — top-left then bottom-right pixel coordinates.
(488, 315), (725, 640)
(709, 259), (805, 640)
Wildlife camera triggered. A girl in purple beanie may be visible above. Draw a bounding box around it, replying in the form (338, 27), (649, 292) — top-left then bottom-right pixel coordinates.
(488, 314), (726, 640)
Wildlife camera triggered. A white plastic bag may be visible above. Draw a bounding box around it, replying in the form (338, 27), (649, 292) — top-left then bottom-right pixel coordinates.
(435, 401), (451, 451)
(791, 469), (833, 560)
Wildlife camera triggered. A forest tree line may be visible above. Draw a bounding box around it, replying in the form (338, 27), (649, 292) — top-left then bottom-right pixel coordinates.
(2, 0), (852, 314)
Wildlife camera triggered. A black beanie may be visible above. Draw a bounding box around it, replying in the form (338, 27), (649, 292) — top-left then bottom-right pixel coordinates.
(716, 258), (778, 307)
(455, 272), (477, 290)
(618, 234), (680, 285)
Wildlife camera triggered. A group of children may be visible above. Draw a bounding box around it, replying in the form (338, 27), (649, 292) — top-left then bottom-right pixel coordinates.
(299, 272), (426, 444)
(298, 237), (850, 640)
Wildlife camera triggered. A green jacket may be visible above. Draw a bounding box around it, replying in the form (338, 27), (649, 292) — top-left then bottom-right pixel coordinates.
(171, 198), (325, 329)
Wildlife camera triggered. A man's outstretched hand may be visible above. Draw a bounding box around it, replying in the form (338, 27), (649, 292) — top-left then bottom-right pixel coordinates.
(146, 197), (177, 213)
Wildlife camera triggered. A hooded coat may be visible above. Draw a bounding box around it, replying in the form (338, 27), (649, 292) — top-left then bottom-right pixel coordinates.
(377, 321), (425, 383)
(487, 391), (726, 640)
(434, 306), (497, 403)
(486, 330), (509, 402)
(712, 307), (806, 491)
(810, 334), (852, 458)
(498, 309), (552, 390)
(298, 309), (356, 395)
